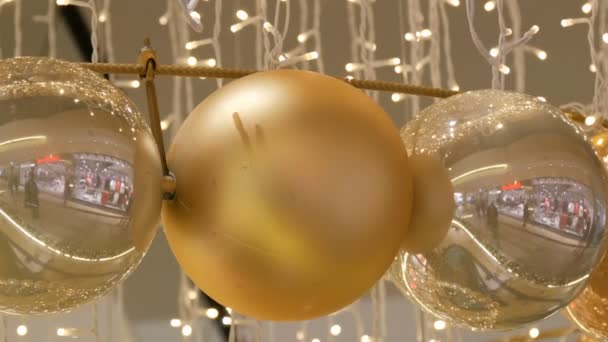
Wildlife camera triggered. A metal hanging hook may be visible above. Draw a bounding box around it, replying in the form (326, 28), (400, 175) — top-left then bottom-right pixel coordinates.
(137, 39), (176, 200)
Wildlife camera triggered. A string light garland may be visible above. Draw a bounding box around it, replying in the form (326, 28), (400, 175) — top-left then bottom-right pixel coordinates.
(559, 0), (608, 121)
(32, 0), (57, 58)
(13, 0), (21, 57)
(99, 0), (114, 64)
(156, 2), (204, 340)
(183, 0), (223, 88)
(78, 55), (605, 131)
(401, 0), (424, 115)
(292, 0), (324, 72)
(345, 0), (382, 108)
(465, 0), (541, 89)
(501, 327), (578, 342)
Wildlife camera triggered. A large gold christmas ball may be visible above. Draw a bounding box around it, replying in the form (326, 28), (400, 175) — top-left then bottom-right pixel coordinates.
(162, 69), (413, 321)
(390, 89), (608, 330)
(0, 57), (162, 314)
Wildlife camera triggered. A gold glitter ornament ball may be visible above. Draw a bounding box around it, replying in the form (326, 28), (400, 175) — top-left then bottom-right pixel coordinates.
(162, 69), (413, 321)
(390, 89), (608, 330)
(0, 57), (162, 314)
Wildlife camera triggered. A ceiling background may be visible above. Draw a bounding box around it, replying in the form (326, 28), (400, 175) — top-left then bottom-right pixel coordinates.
(0, 0), (597, 341)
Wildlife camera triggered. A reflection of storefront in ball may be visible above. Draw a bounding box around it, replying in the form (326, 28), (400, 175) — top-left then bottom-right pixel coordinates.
(476, 177), (596, 238)
(69, 153), (133, 212)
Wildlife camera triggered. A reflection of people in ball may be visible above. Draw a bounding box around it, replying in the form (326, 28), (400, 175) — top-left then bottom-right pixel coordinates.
(24, 169), (39, 219)
(63, 170), (74, 206)
(487, 201), (498, 245)
(8, 163), (19, 197)
(522, 199), (530, 227)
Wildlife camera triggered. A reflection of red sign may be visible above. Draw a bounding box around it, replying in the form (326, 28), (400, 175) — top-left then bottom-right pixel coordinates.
(502, 181), (521, 191)
(37, 154), (60, 164)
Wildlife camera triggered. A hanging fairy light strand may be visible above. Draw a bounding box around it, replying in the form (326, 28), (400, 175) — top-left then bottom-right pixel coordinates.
(403, 0), (424, 113)
(54, 303), (101, 339)
(345, 0), (383, 106)
(157, 2), (205, 338)
(393, 0), (409, 108)
(480, 0), (546, 94)
(229, 10), (263, 33)
(166, 2), (259, 340)
(176, 5), (196, 113)
(0, 0), (13, 58)
(184, 0), (223, 87)
(262, 0), (291, 68)
(161, 0), (183, 136)
(291, 0), (311, 68)
(0, 0), (22, 58)
(99, 0), (115, 63)
(465, 0), (540, 89)
(438, 0), (459, 91)
(277, 0), (323, 71)
(229, 0), (291, 69)
(110, 286), (135, 341)
(560, 0), (608, 117)
(32, 0), (57, 58)
(586, 0), (607, 115)
(429, 0), (443, 91)
(392, 0), (460, 118)
(13, 0), (21, 56)
(230, 3), (283, 339)
(346, 1), (389, 341)
(96, 0), (139, 88)
(594, 0), (608, 115)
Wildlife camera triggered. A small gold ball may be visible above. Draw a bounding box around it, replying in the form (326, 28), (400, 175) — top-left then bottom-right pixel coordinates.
(400, 154), (454, 253)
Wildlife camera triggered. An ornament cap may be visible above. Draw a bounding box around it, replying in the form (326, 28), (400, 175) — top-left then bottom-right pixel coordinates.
(137, 38), (157, 79)
(161, 173), (177, 200)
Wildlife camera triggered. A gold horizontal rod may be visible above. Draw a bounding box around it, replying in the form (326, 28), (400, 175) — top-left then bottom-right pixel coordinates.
(78, 62), (459, 99)
(79, 62), (604, 128)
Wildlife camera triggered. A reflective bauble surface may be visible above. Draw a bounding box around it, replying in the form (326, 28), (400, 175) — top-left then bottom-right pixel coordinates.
(163, 69), (413, 321)
(0, 57), (162, 314)
(391, 89), (608, 330)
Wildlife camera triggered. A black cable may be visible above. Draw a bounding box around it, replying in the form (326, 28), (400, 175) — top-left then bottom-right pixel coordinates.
(200, 292), (232, 339)
(57, 5), (93, 62)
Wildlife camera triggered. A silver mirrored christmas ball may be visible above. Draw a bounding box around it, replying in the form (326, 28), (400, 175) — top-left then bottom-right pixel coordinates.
(391, 89), (608, 330)
(0, 57), (162, 314)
